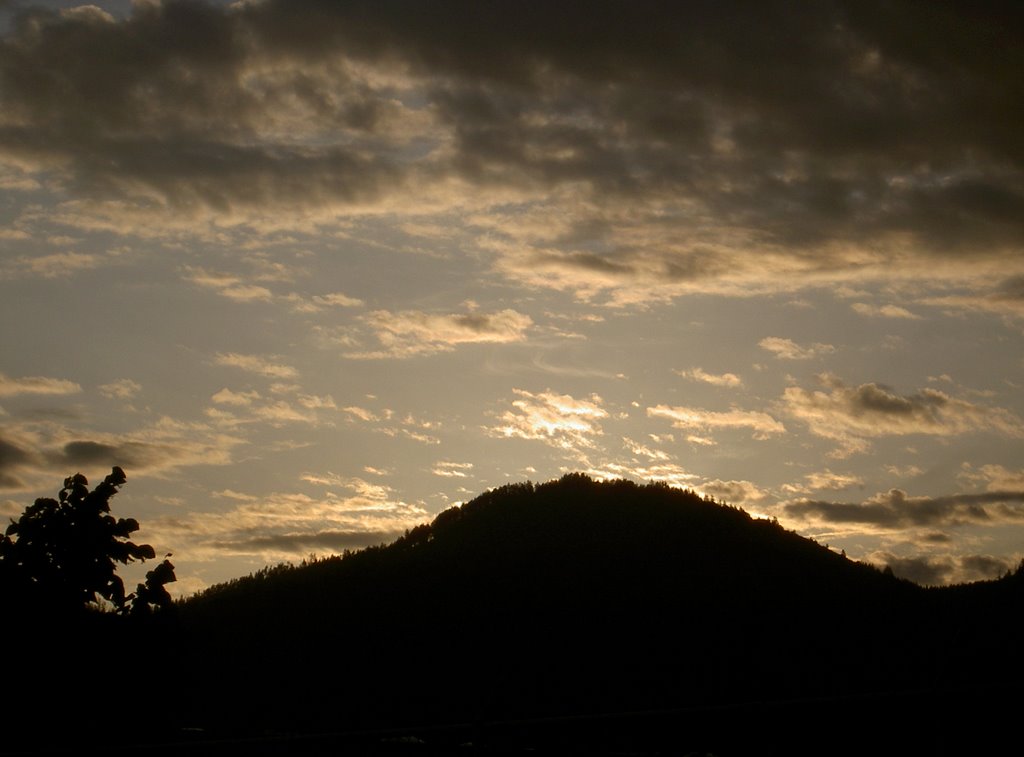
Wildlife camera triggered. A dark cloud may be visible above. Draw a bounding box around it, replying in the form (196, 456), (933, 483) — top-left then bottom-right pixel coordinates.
(51, 440), (131, 468)
(883, 554), (954, 586)
(0, 432), (31, 488)
(785, 489), (1024, 529)
(47, 438), (188, 473)
(783, 377), (1024, 454)
(879, 552), (1012, 586)
(1, 429), (226, 489)
(960, 554), (1013, 582)
(209, 529), (404, 555)
(0, 1), (408, 217)
(1, 0), (1023, 292)
(997, 275), (1024, 300)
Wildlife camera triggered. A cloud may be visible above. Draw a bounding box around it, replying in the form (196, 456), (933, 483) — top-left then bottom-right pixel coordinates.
(1, 251), (104, 279)
(311, 292), (364, 308)
(885, 464), (924, 479)
(338, 404), (440, 444)
(207, 386), (335, 428)
(622, 437), (670, 461)
(185, 265), (365, 311)
(98, 378), (142, 400)
(586, 462), (696, 490)
(208, 529), (404, 554)
(491, 389), (608, 453)
(676, 367), (742, 388)
(211, 388), (261, 407)
(851, 302), (922, 320)
(186, 267), (275, 303)
(342, 405), (384, 423)
(959, 464), (1024, 492)
(698, 479), (768, 505)
(149, 475), (429, 561)
(646, 404), (785, 440)
(923, 276), (1024, 320)
(0, 2), (1021, 304)
(215, 352), (298, 379)
(0, 373), (81, 397)
(758, 337), (836, 361)
(432, 461), (473, 478)
(0, 431), (35, 489)
(43, 424), (242, 477)
(352, 308), (533, 358)
(782, 469), (864, 495)
(784, 488), (1024, 530)
(782, 374), (1024, 456)
(870, 552), (1014, 586)
(0, 412), (244, 491)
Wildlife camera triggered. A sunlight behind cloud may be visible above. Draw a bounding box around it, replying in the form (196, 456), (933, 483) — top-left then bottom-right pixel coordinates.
(492, 389), (608, 454)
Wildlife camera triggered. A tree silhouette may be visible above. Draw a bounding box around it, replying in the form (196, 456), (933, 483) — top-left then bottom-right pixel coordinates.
(130, 554), (177, 615)
(0, 466), (174, 615)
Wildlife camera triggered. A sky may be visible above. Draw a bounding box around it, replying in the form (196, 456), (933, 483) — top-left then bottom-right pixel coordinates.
(2, 0), (1024, 594)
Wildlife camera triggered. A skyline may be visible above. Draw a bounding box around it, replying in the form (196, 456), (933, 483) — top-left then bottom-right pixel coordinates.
(2, 0), (1024, 594)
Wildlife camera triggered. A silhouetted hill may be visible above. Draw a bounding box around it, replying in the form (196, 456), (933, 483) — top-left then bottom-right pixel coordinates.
(8, 474), (1020, 755)
(166, 474), (1023, 755)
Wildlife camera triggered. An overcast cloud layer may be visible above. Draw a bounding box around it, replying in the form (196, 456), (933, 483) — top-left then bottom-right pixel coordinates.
(2, 1), (1023, 591)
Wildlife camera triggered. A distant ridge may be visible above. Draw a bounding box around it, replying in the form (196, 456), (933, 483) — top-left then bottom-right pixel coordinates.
(169, 474), (1024, 753)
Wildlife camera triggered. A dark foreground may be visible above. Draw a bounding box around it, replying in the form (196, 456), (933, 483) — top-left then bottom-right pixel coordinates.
(6, 683), (1021, 757)
(7, 478), (1023, 756)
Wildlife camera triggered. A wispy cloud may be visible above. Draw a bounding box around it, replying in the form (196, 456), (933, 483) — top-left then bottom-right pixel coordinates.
(432, 461), (474, 478)
(1, 251), (105, 280)
(622, 437), (670, 461)
(675, 367), (743, 387)
(342, 406), (387, 423)
(211, 388), (262, 407)
(185, 266), (364, 311)
(310, 292), (364, 308)
(647, 404), (785, 440)
(922, 276), (1024, 320)
(149, 475), (429, 562)
(851, 302), (922, 320)
(351, 308), (533, 358)
(207, 385), (337, 429)
(98, 379), (142, 401)
(0, 373), (81, 397)
(782, 469), (864, 495)
(758, 337), (836, 361)
(215, 353), (299, 379)
(185, 266), (274, 303)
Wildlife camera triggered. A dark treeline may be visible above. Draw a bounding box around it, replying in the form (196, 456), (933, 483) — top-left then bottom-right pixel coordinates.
(6, 473), (1024, 755)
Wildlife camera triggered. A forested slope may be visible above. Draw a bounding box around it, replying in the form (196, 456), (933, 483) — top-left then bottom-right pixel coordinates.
(174, 474), (1024, 752)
